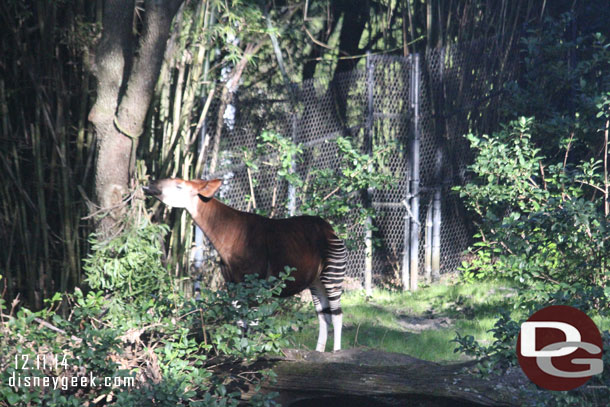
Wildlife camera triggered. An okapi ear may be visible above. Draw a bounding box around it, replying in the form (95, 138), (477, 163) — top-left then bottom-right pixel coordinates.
(198, 179), (222, 198)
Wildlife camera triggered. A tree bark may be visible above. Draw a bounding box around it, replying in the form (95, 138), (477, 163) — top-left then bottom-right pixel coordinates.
(88, 0), (135, 235)
(237, 349), (528, 407)
(88, 0), (183, 236)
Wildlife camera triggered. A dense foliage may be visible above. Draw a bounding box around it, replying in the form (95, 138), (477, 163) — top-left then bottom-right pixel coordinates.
(457, 116), (609, 309)
(1, 219), (305, 406)
(453, 14), (610, 405)
(0, 0), (557, 310)
(2, 1), (610, 405)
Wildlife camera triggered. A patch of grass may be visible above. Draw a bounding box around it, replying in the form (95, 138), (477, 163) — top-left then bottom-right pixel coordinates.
(286, 279), (524, 362)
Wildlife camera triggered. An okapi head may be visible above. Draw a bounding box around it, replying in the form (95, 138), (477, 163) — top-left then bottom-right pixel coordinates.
(143, 178), (222, 209)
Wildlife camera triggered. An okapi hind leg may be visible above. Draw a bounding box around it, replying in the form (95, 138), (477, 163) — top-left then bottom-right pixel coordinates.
(320, 235), (347, 351)
(309, 279), (331, 352)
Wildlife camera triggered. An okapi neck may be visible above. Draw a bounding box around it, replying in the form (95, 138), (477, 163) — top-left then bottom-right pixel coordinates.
(189, 197), (240, 260)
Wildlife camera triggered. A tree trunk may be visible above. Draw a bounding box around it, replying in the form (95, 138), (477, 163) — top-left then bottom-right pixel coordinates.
(236, 349), (528, 407)
(208, 42), (265, 175)
(88, 0), (135, 235)
(328, 1), (368, 125)
(333, 1), (368, 76)
(88, 0), (183, 236)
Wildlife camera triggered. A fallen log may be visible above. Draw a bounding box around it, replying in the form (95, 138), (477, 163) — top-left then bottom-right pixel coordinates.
(241, 349), (527, 407)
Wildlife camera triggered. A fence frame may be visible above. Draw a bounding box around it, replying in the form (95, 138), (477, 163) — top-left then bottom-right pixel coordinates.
(194, 36), (517, 291)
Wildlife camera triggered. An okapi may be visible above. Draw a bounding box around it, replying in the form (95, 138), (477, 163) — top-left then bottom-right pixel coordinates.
(143, 178), (346, 352)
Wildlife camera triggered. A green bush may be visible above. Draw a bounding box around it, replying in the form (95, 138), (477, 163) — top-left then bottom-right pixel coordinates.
(0, 290), (132, 406)
(454, 15), (610, 306)
(453, 15), (610, 405)
(1, 218), (305, 406)
(456, 117), (610, 309)
(200, 270), (307, 358)
(83, 219), (173, 322)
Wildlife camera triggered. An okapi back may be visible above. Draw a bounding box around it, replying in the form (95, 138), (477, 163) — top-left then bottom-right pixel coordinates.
(194, 197), (336, 297)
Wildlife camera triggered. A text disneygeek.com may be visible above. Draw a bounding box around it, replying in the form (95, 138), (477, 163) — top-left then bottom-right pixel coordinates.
(8, 353), (134, 391)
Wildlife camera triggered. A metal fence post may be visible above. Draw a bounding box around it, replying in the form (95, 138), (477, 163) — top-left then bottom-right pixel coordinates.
(363, 51), (374, 296)
(431, 148), (443, 281)
(424, 203), (432, 282)
(431, 47), (445, 283)
(431, 187), (441, 281)
(287, 113), (297, 216)
(408, 53), (421, 291)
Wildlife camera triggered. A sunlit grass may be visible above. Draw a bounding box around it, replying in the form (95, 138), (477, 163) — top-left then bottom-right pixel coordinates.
(286, 279), (610, 362)
(286, 278), (524, 362)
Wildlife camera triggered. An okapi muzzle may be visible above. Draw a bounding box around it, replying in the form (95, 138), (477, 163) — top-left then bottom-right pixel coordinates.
(144, 177), (346, 352)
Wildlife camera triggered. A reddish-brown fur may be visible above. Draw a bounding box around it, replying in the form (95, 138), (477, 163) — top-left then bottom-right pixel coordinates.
(193, 197), (340, 296)
(144, 178), (346, 351)
(144, 178), (338, 296)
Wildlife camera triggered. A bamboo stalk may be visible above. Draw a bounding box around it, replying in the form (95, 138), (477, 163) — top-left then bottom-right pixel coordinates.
(31, 121), (50, 305)
(0, 80), (8, 135)
(604, 120), (610, 217)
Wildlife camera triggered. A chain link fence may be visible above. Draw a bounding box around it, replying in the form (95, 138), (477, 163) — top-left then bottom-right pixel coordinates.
(197, 36), (517, 289)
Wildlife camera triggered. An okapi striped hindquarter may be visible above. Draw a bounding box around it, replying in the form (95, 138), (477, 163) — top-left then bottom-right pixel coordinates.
(143, 177), (346, 352)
